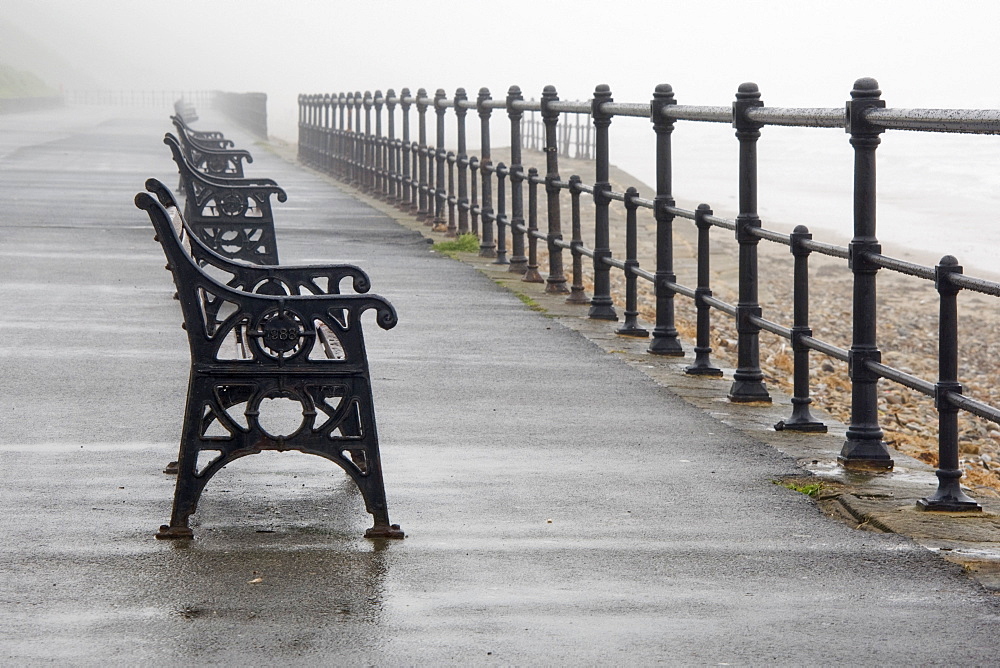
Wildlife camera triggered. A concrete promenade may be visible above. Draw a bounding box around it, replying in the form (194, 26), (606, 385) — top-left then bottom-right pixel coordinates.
(2, 105), (1000, 665)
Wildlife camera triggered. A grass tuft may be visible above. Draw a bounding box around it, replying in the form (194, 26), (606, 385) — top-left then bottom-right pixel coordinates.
(432, 233), (480, 257)
(774, 479), (825, 498)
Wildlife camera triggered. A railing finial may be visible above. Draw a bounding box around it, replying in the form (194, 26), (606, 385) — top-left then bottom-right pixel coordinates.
(851, 77), (881, 98)
(736, 81), (760, 99)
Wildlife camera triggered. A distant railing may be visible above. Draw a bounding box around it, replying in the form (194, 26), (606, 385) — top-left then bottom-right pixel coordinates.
(60, 89), (268, 138)
(63, 89), (215, 107)
(523, 105), (593, 159)
(297, 81), (1000, 513)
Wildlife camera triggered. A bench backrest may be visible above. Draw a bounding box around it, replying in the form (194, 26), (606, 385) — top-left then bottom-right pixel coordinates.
(144, 177), (372, 297)
(170, 116), (251, 177)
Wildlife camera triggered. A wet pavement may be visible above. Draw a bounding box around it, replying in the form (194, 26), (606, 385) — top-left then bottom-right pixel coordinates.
(2, 106), (1000, 665)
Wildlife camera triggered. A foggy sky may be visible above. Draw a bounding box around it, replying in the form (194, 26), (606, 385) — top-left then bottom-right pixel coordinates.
(5, 0), (1000, 111)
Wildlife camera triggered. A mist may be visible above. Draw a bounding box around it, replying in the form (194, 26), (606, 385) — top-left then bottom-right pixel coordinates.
(5, 0), (1000, 273)
(6, 0), (1000, 141)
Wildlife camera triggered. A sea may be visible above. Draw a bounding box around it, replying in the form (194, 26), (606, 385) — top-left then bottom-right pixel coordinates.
(604, 116), (1000, 280)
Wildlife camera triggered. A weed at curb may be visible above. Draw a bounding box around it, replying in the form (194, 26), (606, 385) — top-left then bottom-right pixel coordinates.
(514, 292), (545, 313)
(432, 234), (480, 257)
(774, 478), (825, 498)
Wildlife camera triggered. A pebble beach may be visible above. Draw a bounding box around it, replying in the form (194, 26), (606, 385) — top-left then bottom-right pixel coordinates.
(487, 146), (1000, 497)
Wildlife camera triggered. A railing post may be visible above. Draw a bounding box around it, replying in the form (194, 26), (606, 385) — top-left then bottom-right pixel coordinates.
(477, 88), (497, 257)
(541, 85), (569, 294)
(353, 91), (363, 187)
(410, 141), (421, 214)
(728, 82), (770, 403)
(307, 95), (317, 165)
(311, 93), (319, 164)
(373, 90), (384, 197)
(494, 163), (509, 265)
(309, 94), (317, 162)
(617, 187), (648, 336)
(433, 88), (448, 232)
(415, 88), (430, 221)
(446, 151), (457, 237)
(363, 91), (374, 191)
(297, 94), (304, 161)
(386, 89), (397, 202)
(686, 204), (722, 376)
(918, 256), (981, 511)
(589, 84), (618, 321)
(329, 93), (338, 172)
(567, 175), (589, 304)
(399, 88), (412, 209)
(840, 77), (893, 471)
(341, 92), (354, 183)
(507, 85), (528, 273)
(455, 88), (470, 235)
(776, 225), (827, 431)
(648, 83), (683, 355)
(469, 156), (480, 235)
(318, 93), (330, 172)
(324, 93), (334, 174)
(326, 93), (334, 171)
(337, 93), (347, 179)
(524, 167), (543, 283)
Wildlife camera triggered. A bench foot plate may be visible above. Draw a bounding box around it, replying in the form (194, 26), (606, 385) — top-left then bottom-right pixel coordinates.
(365, 523), (405, 539)
(156, 525), (194, 540)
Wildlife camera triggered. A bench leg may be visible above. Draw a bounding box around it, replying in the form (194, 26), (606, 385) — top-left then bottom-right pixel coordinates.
(155, 403), (209, 540)
(155, 456), (203, 540)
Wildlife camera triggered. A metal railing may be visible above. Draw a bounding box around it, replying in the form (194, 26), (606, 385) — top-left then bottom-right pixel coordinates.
(296, 80), (1000, 512)
(63, 89), (216, 107)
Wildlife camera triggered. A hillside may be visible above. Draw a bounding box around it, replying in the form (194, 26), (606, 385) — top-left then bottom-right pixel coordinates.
(0, 18), (99, 92)
(0, 62), (56, 98)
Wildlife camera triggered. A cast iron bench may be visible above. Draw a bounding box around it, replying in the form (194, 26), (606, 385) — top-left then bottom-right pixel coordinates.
(165, 132), (283, 264)
(171, 115), (253, 178)
(173, 99), (199, 124)
(135, 186), (404, 540)
(171, 114), (233, 148)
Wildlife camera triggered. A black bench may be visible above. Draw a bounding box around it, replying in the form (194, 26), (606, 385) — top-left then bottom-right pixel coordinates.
(173, 99), (199, 124)
(135, 186), (404, 540)
(165, 132), (283, 264)
(171, 115), (253, 178)
(171, 113), (233, 148)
